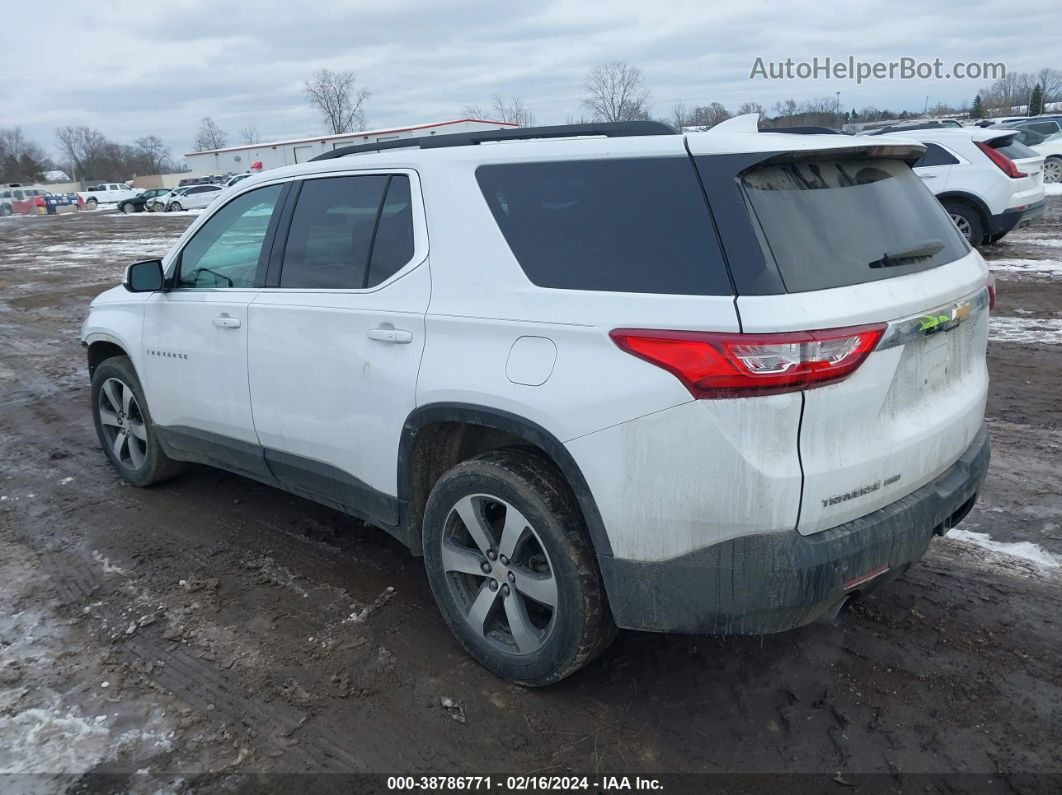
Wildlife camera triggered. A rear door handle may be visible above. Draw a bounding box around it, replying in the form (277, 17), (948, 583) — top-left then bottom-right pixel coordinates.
(213, 314), (241, 329)
(367, 327), (413, 344)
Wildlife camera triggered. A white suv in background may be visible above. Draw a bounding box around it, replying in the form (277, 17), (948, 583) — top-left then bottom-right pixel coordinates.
(166, 184), (223, 212)
(82, 117), (991, 684)
(868, 127), (1045, 245)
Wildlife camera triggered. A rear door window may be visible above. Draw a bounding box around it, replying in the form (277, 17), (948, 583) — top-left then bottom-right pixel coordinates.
(475, 158), (731, 295)
(741, 157), (968, 292)
(913, 144), (959, 167)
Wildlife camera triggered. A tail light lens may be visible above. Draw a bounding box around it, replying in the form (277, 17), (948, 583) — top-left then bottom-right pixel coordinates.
(610, 325), (885, 398)
(986, 272), (997, 310)
(975, 140), (1027, 178)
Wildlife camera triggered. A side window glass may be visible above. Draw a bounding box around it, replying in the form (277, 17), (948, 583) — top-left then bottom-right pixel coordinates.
(177, 184), (283, 288)
(913, 143), (959, 168)
(366, 176), (415, 287)
(280, 175), (388, 288)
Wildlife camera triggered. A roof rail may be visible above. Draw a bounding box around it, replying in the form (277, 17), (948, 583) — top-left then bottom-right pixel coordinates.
(310, 120), (677, 161)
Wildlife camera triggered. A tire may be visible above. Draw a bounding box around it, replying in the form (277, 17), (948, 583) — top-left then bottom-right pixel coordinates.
(169, 202), (182, 212)
(422, 449), (616, 686)
(1044, 157), (1062, 184)
(120, 202), (137, 214)
(86, 197), (98, 210)
(943, 200), (984, 246)
(91, 356), (185, 487)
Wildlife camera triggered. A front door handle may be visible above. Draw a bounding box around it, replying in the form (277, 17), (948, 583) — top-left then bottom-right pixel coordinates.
(367, 327), (413, 344)
(213, 314), (241, 329)
(919, 173), (938, 179)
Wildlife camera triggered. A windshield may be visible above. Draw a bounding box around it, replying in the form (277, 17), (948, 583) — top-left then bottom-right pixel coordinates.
(741, 157), (969, 292)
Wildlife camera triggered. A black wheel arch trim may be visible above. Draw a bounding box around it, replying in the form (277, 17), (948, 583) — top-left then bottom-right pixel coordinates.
(936, 191), (991, 226)
(398, 403), (614, 558)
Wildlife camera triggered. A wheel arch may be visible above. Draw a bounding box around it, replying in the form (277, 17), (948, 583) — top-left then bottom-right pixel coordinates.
(937, 191), (990, 226)
(86, 336), (130, 377)
(398, 403), (613, 559)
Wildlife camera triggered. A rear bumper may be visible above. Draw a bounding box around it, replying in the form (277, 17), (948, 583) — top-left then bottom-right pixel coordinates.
(988, 200), (1045, 237)
(598, 424), (990, 634)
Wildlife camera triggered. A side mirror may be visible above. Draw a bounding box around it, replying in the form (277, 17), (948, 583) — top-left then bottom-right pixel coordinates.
(123, 259), (165, 292)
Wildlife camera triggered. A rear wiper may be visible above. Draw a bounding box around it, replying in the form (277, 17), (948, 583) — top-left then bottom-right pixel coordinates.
(869, 239), (944, 269)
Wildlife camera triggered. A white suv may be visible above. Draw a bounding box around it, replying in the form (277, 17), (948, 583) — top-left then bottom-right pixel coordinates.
(867, 127), (1045, 245)
(82, 117), (992, 685)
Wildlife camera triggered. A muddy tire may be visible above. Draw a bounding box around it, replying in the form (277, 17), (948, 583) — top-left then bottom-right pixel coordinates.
(91, 356), (185, 487)
(944, 200), (984, 246)
(422, 449), (616, 686)
(85, 197), (98, 210)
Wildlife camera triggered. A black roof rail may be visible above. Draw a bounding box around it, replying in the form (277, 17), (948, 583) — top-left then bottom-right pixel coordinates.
(310, 120), (677, 161)
(761, 126), (841, 135)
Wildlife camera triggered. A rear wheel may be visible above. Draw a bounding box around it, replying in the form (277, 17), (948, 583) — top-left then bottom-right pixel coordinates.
(422, 449), (616, 686)
(943, 200), (984, 246)
(1044, 157), (1062, 184)
(85, 197), (98, 210)
(91, 356), (185, 487)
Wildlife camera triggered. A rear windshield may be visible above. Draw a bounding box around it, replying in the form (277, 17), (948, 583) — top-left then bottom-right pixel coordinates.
(475, 158), (731, 295)
(741, 158), (968, 292)
(988, 136), (1038, 160)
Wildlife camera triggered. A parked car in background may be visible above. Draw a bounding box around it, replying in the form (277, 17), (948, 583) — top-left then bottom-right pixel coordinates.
(117, 188), (173, 214)
(870, 127), (1045, 244)
(0, 187), (79, 216)
(147, 187), (186, 212)
(83, 117), (992, 684)
(991, 125), (1062, 184)
(1001, 117), (1062, 137)
(78, 183), (142, 210)
(225, 173), (251, 188)
(166, 184), (223, 211)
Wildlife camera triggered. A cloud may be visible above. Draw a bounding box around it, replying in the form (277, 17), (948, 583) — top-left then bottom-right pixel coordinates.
(2, 0), (1058, 164)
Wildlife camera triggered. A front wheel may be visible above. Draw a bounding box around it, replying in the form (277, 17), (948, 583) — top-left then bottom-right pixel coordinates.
(422, 449), (616, 686)
(91, 356), (185, 487)
(120, 202), (136, 214)
(1044, 157), (1062, 184)
(168, 202), (182, 212)
(943, 201), (984, 246)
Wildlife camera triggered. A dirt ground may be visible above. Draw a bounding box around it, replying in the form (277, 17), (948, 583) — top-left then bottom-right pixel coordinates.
(1, 203), (1060, 792)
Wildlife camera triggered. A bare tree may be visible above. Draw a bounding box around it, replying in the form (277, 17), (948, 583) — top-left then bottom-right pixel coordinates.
(582, 62), (651, 122)
(193, 117), (228, 152)
(133, 135), (172, 173)
(305, 69), (370, 134)
(1035, 67), (1062, 105)
(462, 96), (535, 126)
(687, 103), (731, 128)
(0, 127), (52, 183)
(670, 102), (690, 130)
(55, 125), (108, 180)
(239, 124), (260, 145)
(737, 102), (766, 121)
(461, 104), (486, 119)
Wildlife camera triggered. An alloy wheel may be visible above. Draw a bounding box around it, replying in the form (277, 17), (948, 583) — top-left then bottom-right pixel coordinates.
(441, 494), (558, 655)
(98, 377), (148, 470)
(950, 213), (973, 241)
(1044, 159), (1061, 184)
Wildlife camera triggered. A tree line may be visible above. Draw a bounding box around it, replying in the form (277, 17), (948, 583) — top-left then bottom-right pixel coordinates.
(6, 63), (1059, 185)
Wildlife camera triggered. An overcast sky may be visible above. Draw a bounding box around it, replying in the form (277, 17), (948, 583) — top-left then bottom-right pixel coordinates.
(2, 0), (1059, 163)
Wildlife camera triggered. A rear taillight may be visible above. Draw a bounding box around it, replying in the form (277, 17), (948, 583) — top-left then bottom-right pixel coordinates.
(975, 140), (1027, 178)
(986, 272), (997, 310)
(610, 325), (885, 398)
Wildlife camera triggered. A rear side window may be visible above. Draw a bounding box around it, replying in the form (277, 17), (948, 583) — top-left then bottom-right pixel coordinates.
(475, 158), (731, 295)
(741, 158), (968, 293)
(913, 144), (959, 168)
(280, 174), (416, 289)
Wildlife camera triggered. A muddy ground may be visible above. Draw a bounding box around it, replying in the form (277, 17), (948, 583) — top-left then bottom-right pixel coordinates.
(0, 204), (1060, 792)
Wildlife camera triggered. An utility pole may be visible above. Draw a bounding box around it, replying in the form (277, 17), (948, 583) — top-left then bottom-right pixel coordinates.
(924, 95), (929, 115)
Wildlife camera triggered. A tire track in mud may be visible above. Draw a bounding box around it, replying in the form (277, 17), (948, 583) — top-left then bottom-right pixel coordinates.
(1, 354), (440, 773)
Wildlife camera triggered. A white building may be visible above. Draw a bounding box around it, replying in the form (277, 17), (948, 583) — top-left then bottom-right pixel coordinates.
(183, 118), (517, 176)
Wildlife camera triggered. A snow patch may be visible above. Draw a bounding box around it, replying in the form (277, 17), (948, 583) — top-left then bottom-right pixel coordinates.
(1044, 182), (1062, 196)
(989, 316), (1062, 345)
(947, 529), (1060, 570)
(986, 257), (1062, 279)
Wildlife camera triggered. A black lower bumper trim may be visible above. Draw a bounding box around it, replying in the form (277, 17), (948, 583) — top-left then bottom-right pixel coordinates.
(598, 424), (990, 635)
(988, 200), (1045, 237)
